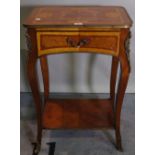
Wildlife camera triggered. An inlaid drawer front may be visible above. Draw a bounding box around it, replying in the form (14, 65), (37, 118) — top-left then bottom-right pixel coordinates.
(37, 32), (120, 56)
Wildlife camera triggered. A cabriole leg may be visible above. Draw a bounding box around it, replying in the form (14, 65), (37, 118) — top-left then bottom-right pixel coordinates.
(27, 52), (42, 154)
(115, 69), (129, 151)
(115, 29), (130, 151)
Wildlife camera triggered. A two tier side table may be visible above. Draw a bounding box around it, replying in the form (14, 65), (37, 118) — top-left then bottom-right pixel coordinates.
(23, 6), (132, 154)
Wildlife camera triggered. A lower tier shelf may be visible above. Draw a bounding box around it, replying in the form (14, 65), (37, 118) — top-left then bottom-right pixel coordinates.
(42, 99), (114, 129)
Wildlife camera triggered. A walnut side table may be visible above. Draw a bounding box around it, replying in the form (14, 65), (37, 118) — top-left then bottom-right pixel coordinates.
(23, 6), (132, 154)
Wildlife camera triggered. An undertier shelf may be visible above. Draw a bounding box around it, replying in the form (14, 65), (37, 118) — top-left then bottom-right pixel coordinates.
(42, 99), (114, 129)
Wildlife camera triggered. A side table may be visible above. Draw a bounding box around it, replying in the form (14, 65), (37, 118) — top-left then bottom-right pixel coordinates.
(23, 6), (132, 154)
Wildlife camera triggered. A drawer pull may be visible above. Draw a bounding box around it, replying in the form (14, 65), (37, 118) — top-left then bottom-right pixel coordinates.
(77, 39), (90, 47)
(66, 37), (77, 47)
(66, 37), (90, 48)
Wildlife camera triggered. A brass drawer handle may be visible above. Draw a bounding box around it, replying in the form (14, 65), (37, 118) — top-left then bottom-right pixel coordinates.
(66, 37), (77, 47)
(77, 38), (90, 48)
(66, 37), (90, 48)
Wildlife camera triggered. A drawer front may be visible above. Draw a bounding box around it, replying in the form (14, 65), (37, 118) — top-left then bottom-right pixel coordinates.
(37, 31), (120, 56)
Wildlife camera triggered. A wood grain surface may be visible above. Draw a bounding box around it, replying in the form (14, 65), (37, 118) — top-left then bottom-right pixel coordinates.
(37, 31), (120, 56)
(42, 99), (114, 129)
(23, 6), (132, 28)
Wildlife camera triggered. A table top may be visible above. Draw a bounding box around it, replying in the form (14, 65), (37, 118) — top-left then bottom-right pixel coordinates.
(23, 6), (132, 28)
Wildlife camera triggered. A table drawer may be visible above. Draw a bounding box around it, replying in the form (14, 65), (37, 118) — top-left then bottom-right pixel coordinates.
(37, 32), (120, 56)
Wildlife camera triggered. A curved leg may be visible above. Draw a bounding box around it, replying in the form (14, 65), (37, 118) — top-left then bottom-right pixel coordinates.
(115, 29), (130, 151)
(40, 56), (49, 102)
(115, 69), (129, 151)
(110, 56), (119, 110)
(27, 52), (42, 154)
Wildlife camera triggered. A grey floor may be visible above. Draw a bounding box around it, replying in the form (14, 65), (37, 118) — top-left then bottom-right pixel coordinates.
(20, 93), (135, 155)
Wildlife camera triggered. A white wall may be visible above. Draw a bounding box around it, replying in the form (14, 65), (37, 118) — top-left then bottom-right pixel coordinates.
(20, 0), (135, 93)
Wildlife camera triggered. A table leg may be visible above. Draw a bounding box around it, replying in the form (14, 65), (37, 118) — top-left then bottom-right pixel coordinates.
(110, 56), (119, 110)
(40, 56), (49, 102)
(115, 69), (129, 151)
(27, 52), (42, 154)
(115, 29), (130, 151)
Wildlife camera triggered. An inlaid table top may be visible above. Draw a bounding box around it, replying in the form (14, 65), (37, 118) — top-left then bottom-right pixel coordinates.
(23, 6), (132, 28)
